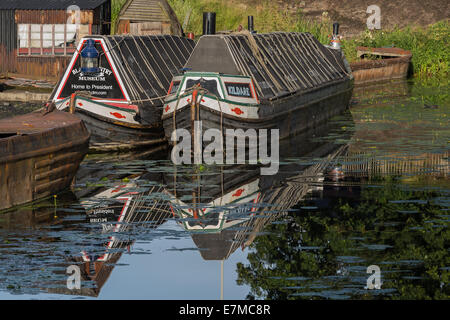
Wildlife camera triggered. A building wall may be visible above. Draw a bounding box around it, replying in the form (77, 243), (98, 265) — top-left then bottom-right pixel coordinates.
(0, 10), (17, 74)
(0, 4), (111, 81)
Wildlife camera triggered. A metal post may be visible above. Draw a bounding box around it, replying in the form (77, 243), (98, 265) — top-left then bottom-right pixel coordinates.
(248, 16), (254, 33)
(69, 93), (76, 114)
(220, 260), (224, 300)
(202, 12), (216, 35)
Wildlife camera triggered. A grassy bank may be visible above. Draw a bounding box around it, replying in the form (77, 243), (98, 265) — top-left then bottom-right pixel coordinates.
(111, 0), (448, 80)
(112, 0), (331, 41)
(167, 0), (333, 43)
(112, 0), (127, 32)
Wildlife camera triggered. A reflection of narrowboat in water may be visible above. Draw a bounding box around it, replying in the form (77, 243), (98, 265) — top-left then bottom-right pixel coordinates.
(50, 35), (195, 149)
(51, 172), (171, 297)
(0, 110), (90, 211)
(162, 31), (353, 143)
(163, 118), (353, 260)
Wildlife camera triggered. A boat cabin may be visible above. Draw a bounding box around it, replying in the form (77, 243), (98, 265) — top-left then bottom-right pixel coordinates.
(50, 34), (195, 125)
(164, 71), (259, 119)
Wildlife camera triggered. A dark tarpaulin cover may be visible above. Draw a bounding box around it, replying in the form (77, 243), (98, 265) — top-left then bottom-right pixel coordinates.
(185, 32), (351, 100)
(51, 34), (195, 123)
(105, 35), (195, 105)
(52, 35), (195, 105)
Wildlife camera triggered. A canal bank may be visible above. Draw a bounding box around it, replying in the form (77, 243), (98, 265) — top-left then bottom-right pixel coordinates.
(0, 77), (53, 103)
(0, 90), (50, 103)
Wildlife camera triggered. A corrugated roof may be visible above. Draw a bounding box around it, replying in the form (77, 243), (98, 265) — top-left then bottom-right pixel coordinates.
(0, 0), (109, 10)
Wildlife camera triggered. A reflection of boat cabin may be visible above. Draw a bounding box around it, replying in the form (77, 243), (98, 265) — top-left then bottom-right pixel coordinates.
(0, 0), (111, 81)
(166, 141), (348, 261)
(56, 178), (172, 297)
(116, 0), (183, 36)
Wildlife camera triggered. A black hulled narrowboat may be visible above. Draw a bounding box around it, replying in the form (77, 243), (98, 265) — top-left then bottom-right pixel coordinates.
(50, 35), (195, 149)
(162, 32), (354, 143)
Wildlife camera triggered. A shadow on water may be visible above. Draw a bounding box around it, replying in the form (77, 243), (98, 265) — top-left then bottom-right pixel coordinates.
(0, 79), (448, 299)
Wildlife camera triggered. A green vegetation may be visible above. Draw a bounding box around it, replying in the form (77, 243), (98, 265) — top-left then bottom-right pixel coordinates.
(112, 0), (128, 33)
(168, 0), (297, 35)
(236, 183), (450, 300)
(111, 0), (448, 80)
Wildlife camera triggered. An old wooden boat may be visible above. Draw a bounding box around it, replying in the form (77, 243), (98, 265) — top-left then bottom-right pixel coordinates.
(350, 46), (412, 85)
(162, 32), (354, 143)
(50, 35), (195, 150)
(0, 109), (90, 211)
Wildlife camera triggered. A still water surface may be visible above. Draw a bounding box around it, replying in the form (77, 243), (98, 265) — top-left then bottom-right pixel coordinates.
(0, 80), (448, 299)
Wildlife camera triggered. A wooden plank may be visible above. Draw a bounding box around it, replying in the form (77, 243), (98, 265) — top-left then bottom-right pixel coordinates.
(40, 24), (43, 56)
(356, 46), (412, 58)
(52, 24), (55, 56)
(28, 24), (31, 56)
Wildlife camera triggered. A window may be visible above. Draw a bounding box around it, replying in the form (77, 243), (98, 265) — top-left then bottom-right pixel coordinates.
(224, 82), (253, 98)
(17, 24), (78, 56)
(185, 78), (221, 98)
(168, 80), (181, 94)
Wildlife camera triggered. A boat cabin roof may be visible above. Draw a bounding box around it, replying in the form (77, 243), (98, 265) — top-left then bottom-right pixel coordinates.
(51, 35), (196, 107)
(184, 32), (351, 101)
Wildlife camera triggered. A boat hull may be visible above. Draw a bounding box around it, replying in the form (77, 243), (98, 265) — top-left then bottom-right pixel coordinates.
(350, 47), (412, 85)
(162, 79), (353, 144)
(0, 110), (90, 211)
(351, 57), (411, 85)
(57, 96), (166, 150)
(75, 109), (165, 147)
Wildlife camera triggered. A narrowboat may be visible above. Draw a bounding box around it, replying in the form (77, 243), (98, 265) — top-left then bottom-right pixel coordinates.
(162, 31), (354, 143)
(50, 34), (195, 149)
(0, 108), (90, 211)
(350, 46), (412, 85)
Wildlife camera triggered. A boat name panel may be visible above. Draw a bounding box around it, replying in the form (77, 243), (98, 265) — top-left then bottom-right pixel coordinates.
(224, 82), (253, 98)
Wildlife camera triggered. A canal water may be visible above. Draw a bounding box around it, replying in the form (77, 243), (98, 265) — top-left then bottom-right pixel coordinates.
(0, 79), (448, 300)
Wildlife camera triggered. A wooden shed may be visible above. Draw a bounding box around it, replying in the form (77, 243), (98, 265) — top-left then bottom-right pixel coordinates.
(116, 0), (183, 36)
(0, 0), (111, 82)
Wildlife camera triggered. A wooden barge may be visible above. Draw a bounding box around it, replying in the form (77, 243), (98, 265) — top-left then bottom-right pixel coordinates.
(0, 109), (90, 211)
(50, 34), (195, 149)
(350, 46), (412, 85)
(162, 32), (354, 143)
